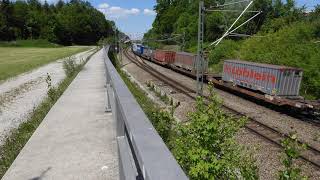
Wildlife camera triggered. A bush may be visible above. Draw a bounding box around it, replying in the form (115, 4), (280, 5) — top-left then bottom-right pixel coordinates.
(45, 73), (58, 102)
(279, 133), (308, 180)
(150, 110), (175, 143)
(170, 86), (258, 179)
(63, 57), (80, 77)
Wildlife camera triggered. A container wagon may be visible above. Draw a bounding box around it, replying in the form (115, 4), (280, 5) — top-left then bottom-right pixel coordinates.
(209, 61), (319, 112)
(222, 60), (303, 97)
(130, 45), (319, 113)
(153, 50), (176, 65)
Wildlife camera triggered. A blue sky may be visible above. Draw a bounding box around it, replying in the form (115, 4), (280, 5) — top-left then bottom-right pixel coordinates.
(92, 0), (157, 39)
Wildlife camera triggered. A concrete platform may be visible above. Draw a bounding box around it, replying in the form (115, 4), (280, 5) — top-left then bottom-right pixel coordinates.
(2, 49), (119, 180)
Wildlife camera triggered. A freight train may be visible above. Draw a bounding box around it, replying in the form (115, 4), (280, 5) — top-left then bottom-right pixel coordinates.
(131, 43), (320, 114)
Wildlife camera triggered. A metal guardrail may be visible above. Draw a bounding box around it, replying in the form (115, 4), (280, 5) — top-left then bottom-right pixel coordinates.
(103, 46), (188, 180)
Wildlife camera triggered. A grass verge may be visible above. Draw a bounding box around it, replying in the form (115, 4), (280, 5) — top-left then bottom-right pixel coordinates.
(0, 47), (99, 178)
(0, 46), (91, 81)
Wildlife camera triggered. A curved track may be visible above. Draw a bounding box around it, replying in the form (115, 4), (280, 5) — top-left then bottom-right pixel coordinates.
(123, 47), (320, 169)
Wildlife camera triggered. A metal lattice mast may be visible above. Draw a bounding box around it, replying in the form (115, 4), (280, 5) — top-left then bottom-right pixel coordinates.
(196, 1), (205, 96)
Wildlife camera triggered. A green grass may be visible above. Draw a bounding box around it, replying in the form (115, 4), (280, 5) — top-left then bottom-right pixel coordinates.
(0, 48), (99, 178)
(0, 46), (90, 81)
(0, 39), (61, 48)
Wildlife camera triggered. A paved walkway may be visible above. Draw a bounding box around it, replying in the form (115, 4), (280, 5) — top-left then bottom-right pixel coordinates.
(2, 49), (118, 180)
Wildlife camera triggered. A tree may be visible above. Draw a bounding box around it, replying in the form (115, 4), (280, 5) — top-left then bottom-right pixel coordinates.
(170, 87), (258, 179)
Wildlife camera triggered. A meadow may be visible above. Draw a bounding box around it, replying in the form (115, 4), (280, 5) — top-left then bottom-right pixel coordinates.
(0, 46), (90, 81)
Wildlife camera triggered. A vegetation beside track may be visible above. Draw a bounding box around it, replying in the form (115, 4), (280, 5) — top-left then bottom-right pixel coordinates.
(110, 49), (258, 179)
(0, 48), (98, 178)
(0, 46), (90, 81)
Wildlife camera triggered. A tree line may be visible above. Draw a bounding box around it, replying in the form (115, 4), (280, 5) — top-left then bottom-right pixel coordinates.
(0, 0), (115, 45)
(144, 0), (312, 48)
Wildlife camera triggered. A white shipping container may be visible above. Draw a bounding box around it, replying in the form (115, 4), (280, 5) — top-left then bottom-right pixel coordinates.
(222, 60), (303, 97)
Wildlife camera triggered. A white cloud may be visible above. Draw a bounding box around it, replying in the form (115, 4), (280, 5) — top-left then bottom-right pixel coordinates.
(98, 4), (140, 19)
(143, 9), (156, 16)
(98, 3), (109, 9)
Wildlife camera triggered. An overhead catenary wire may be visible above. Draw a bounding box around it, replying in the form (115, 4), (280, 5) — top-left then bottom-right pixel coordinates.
(210, 0), (254, 47)
(207, 10), (262, 48)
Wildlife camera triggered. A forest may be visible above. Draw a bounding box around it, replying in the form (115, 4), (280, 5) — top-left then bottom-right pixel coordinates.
(0, 0), (115, 45)
(144, 0), (320, 99)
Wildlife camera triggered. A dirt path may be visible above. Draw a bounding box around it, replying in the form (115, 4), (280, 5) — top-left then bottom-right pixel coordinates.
(0, 49), (95, 146)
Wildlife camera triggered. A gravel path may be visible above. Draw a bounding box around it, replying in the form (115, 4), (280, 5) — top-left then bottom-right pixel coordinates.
(122, 50), (320, 179)
(0, 48), (95, 146)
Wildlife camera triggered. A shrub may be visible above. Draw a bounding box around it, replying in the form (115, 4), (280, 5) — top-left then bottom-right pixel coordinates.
(150, 110), (175, 143)
(45, 73), (58, 102)
(63, 57), (80, 77)
(170, 86), (258, 179)
(279, 133), (308, 180)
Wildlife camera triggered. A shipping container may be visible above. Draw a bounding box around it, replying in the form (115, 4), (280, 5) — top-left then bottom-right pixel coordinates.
(137, 44), (144, 55)
(153, 50), (176, 65)
(173, 52), (197, 72)
(171, 52), (208, 76)
(222, 60), (303, 97)
(142, 47), (154, 59)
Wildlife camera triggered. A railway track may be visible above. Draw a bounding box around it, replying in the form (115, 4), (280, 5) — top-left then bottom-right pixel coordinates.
(122, 48), (320, 169)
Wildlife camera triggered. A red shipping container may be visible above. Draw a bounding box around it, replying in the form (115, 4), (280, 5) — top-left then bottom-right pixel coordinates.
(153, 50), (176, 65)
(174, 52), (197, 72)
